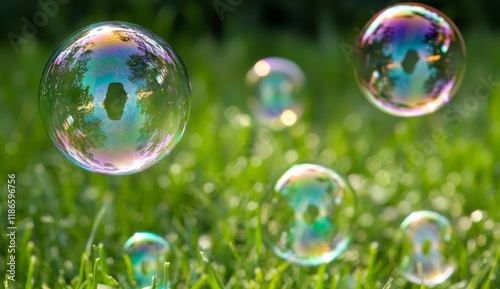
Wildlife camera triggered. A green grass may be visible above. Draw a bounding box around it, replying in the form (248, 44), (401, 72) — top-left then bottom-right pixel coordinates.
(1, 26), (500, 289)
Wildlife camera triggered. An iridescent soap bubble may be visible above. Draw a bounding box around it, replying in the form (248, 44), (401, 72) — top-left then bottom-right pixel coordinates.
(355, 3), (466, 117)
(124, 232), (171, 288)
(397, 211), (455, 286)
(39, 21), (191, 175)
(246, 57), (304, 129)
(260, 164), (356, 266)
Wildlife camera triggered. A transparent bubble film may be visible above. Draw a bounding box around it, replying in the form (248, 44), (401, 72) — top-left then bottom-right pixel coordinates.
(246, 57), (304, 128)
(261, 164), (356, 266)
(397, 211), (455, 286)
(124, 232), (171, 288)
(355, 3), (466, 117)
(39, 21), (191, 175)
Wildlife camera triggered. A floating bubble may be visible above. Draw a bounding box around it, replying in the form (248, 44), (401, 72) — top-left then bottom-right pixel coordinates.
(261, 164), (355, 266)
(39, 21), (191, 175)
(355, 3), (466, 117)
(246, 57), (304, 129)
(397, 211), (455, 286)
(124, 232), (171, 288)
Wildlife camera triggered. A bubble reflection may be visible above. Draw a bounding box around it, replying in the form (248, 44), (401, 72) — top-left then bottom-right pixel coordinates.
(39, 21), (191, 175)
(261, 164), (356, 266)
(397, 211), (455, 286)
(355, 3), (466, 117)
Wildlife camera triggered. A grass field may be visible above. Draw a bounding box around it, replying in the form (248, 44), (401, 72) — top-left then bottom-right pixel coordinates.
(1, 21), (500, 289)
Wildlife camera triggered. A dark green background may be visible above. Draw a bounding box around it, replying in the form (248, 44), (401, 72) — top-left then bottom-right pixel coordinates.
(1, 0), (499, 288)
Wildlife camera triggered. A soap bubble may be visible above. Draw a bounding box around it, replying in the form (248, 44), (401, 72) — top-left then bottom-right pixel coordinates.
(39, 21), (191, 175)
(355, 3), (466, 117)
(124, 232), (171, 288)
(397, 211), (455, 286)
(261, 164), (355, 266)
(246, 57), (304, 129)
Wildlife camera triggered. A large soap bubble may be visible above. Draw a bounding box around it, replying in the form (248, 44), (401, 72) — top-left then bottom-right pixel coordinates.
(39, 21), (191, 175)
(355, 3), (466, 117)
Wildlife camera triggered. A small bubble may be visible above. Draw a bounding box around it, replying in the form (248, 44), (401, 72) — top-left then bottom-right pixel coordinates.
(261, 164), (356, 266)
(247, 57), (304, 129)
(123, 232), (171, 288)
(397, 211), (455, 286)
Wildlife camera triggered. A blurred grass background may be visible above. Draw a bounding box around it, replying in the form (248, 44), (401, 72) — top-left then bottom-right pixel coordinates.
(1, 0), (500, 288)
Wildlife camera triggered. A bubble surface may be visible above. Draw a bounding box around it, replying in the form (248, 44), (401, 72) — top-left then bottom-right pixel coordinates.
(355, 3), (466, 117)
(397, 211), (455, 286)
(124, 232), (171, 288)
(39, 22), (191, 175)
(246, 57), (304, 129)
(261, 164), (355, 266)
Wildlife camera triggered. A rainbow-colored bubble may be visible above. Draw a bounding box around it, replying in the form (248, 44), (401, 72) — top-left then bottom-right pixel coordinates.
(397, 211), (455, 286)
(246, 57), (304, 129)
(39, 21), (191, 175)
(261, 164), (355, 266)
(355, 3), (466, 117)
(124, 232), (171, 288)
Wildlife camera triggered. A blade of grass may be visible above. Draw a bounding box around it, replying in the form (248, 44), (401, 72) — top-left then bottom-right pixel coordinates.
(314, 264), (326, 289)
(151, 275), (158, 289)
(191, 275), (208, 289)
(98, 244), (109, 276)
(74, 252), (88, 289)
(92, 258), (100, 289)
(86, 207), (106, 253)
(365, 242), (378, 284)
(466, 274), (479, 289)
(25, 255), (35, 289)
(268, 262), (290, 289)
(255, 207), (262, 258)
(200, 251), (225, 289)
(382, 277), (393, 289)
(330, 273), (339, 289)
(254, 267), (264, 284)
(105, 276), (119, 287)
(19, 222), (33, 270)
(355, 269), (362, 289)
(164, 262), (170, 288)
(481, 246), (500, 289)
(123, 254), (136, 287)
(227, 242), (242, 265)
